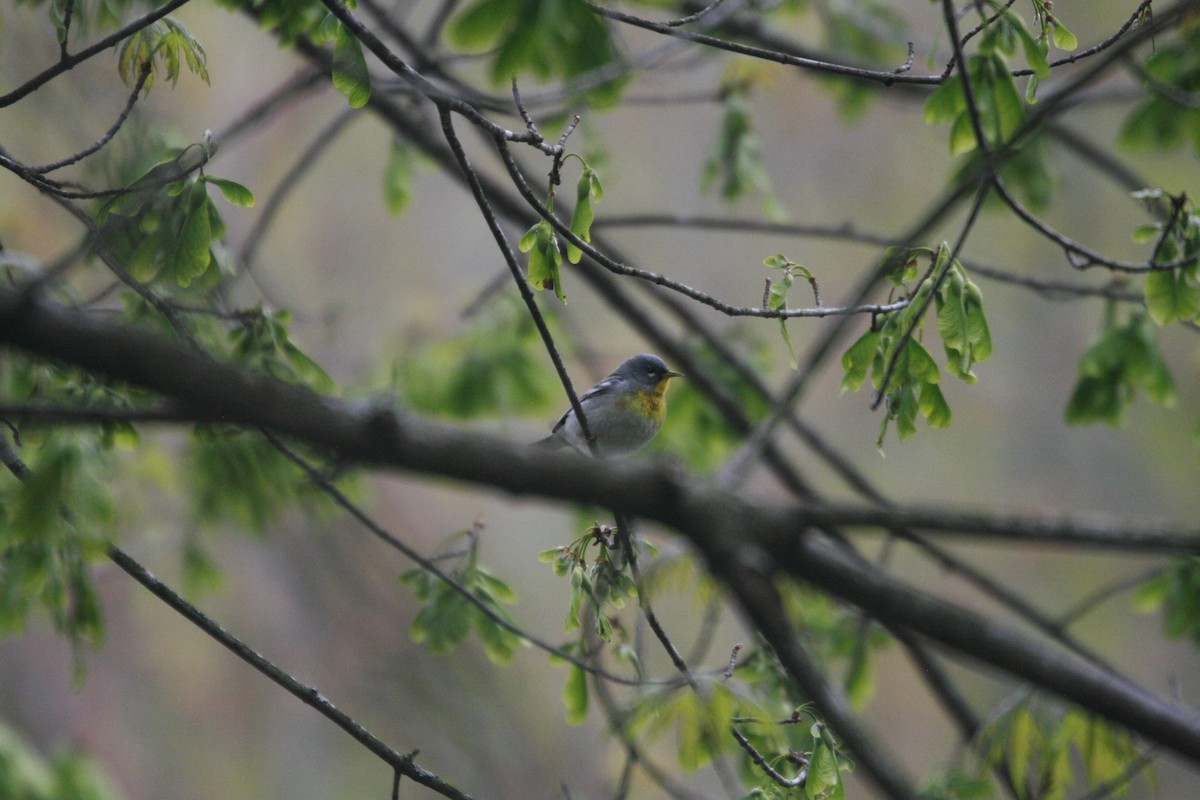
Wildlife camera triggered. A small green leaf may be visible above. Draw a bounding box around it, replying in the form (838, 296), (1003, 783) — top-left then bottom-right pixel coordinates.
(332, 22), (371, 108)
(383, 138), (414, 215)
(170, 181), (213, 287)
(840, 329), (880, 394)
(566, 168), (598, 264)
(1132, 223), (1161, 243)
(1050, 20), (1078, 52)
(204, 176), (255, 207)
(1145, 269), (1197, 325)
(764, 252), (789, 269)
(923, 75), (963, 124)
(563, 663), (589, 724)
(919, 382), (952, 428)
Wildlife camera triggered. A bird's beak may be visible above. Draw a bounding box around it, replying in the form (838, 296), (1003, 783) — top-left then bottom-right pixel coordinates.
(664, 370), (683, 380)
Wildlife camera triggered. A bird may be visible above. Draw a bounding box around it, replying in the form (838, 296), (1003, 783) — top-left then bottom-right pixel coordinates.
(535, 354), (683, 457)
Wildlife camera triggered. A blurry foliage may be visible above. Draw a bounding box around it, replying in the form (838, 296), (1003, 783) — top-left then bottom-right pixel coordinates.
(117, 17), (209, 93)
(399, 527), (523, 664)
(393, 299), (561, 419)
(0, 431), (111, 645)
(1135, 557), (1200, 644)
(917, 770), (995, 800)
(1064, 309), (1174, 427)
(702, 83), (786, 221)
(1119, 17), (1200, 156)
(0, 721), (124, 800)
(977, 702), (1141, 800)
(448, 0), (624, 101)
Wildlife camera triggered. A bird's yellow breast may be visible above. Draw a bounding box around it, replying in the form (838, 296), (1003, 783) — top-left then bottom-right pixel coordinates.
(619, 380), (672, 423)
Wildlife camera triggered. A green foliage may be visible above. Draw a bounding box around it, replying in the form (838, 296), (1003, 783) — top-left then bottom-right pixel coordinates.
(702, 87), (784, 219)
(383, 137), (415, 215)
(1119, 19), (1200, 155)
(763, 253), (819, 369)
(539, 523), (639, 643)
(840, 246), (992, 447)
(394, 300), (561, 419)
(399, 530), (523, 664)
(520, 218), (565, 302)
(228, 308), (335, 391)
(16, 0), (134, 42)
(776, 580), (889, 708)
(817, 0), (908, 119)
(448, 0), (622, 97)
(99, 153), (254, 291)
(0, 720), (124, 800)
(806, 723), (849, 800)
(332, 20), (372, 108)
(188, 427), (306, 534)
(214, 0), (329, 45)
(1133, 192), (1200, 326)
(977, 703), (1141, 800)
(118, 17), (209, 94)
(565, 163), (602, 264)
(0, 433), (112, 645)
(1134, 557), (1200, 644)
(917, 770), (995, 800)
(1064, 310), (1174, 427)
(924, 53), (1023, 156)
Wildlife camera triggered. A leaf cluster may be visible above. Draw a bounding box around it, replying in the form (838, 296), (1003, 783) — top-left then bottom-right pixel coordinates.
(538, 524), (640, 643)
(1119, 19), (1200, 156)
(1135, 557), (1200, 644)
(399, 532), (522, 664)
(394, 299), (561, 419)
(841, 246), (992, 447)
(118, 17), (210, 94)
(449, 0), (623, 100)
(977, 703), (1141, 800)
(1064, 310), (1173, 427)
(100, 157), (254, 290)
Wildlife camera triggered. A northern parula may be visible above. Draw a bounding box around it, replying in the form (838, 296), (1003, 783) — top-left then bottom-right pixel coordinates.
(535, 353), (683, 457)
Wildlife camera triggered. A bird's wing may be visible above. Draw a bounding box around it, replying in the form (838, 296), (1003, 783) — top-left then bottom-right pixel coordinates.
(550, 376), (619, 433)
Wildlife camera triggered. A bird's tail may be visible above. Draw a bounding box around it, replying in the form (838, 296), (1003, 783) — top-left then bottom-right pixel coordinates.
(533, 434), (567, 449)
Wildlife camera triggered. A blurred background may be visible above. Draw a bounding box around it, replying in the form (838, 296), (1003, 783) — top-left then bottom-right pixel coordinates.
(1, 0), (1199, 798)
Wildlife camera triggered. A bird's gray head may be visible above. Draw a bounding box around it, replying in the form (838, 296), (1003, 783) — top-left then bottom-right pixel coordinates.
(613, 353), (682, 389)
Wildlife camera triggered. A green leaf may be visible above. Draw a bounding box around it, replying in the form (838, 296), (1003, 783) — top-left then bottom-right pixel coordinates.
(1007, 11), (1050, 78)
(1145, 268), (1200, 326)
(840, 329), (879, 394)
(526, 222), (565, 301)
(563, 663), (589, 724)
(383, 138), (414, 215)
(204, 176), (255, 207)
(449, 0), (622, 100)
(169, 181), (214, 287)
(919, 382), (952, 428)
(566, 167), (599, 264)
(1050, 20), (1078, 52)
(949, 112), (978, 155)
(332, 22), (371, 108)
(923, 75), (963, 124)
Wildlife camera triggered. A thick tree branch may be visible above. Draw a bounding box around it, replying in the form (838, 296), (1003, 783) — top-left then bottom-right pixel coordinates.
(2, 289), (1200, 767)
